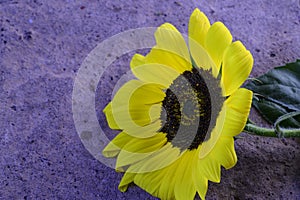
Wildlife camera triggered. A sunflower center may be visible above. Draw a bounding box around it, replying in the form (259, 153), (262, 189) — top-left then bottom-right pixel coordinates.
(160, 67), (224, 150)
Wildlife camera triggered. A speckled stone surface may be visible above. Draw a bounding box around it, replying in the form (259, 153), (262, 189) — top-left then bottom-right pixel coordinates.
(1, 0), (299, 199)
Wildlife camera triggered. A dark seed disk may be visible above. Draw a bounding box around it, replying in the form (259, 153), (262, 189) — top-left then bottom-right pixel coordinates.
(160, 67), (223, 150)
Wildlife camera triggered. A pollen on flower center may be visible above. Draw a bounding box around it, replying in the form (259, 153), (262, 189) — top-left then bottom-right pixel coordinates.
(160, 67), (223, 150)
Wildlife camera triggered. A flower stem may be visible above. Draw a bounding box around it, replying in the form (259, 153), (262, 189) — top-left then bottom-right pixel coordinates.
(274, 111), (300, 137)
(244, 111), (300, 138)
(243, 123), (300, 138)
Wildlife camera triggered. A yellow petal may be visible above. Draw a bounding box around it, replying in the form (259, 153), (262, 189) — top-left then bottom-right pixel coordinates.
(133, 152), (179, 200)
(155, 23), (191, 66)
(158, 163), (177, 200)
(116, 133), (167, 170)
(111, 80), (164, 138)
(102, 132), (134, 157)
(145, 23), (192, 74)
(130, 53), (145, 68)
(130, 54), (180, 87)
(118, 172), (135, 192)
(197, 148), (221, 183)
(126, 143), (181, 173)
(134, 169), (165, 197)
(103, 102), (120, 130)
(195, 177), (208, 200)
(192, 158), (208, 200)
(189, 36), (217, 72)
(205, 22), (232, 77)
(221, 41), (253, 96)
(189, 8), (211, 48)
(129, 83), (165, 126)
(145, 48), (192, 74)
(222, 88), (253, 137)
(210, 136), (237, 169)
(129, 82), (165, 105)
(188, 8), (214, 71)
(174, 150), (197, 200)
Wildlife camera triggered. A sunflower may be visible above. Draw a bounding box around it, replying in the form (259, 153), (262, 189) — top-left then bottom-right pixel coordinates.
(102, 8), (253, 200)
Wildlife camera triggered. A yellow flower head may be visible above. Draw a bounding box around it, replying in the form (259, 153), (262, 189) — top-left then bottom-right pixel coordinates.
(103, 8), (253, 200)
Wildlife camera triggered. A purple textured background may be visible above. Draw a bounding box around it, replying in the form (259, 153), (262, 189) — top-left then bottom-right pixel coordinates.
(1, 0), (300, 199)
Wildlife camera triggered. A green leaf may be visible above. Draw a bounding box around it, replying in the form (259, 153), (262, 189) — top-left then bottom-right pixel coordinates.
(245, 60), (300, 128)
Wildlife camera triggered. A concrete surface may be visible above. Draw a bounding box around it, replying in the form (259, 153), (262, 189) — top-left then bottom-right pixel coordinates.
(1, 0), (299, 199)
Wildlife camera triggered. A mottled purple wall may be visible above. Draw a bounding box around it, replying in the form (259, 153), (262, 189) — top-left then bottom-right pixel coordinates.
(1, 0), (299, 199)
